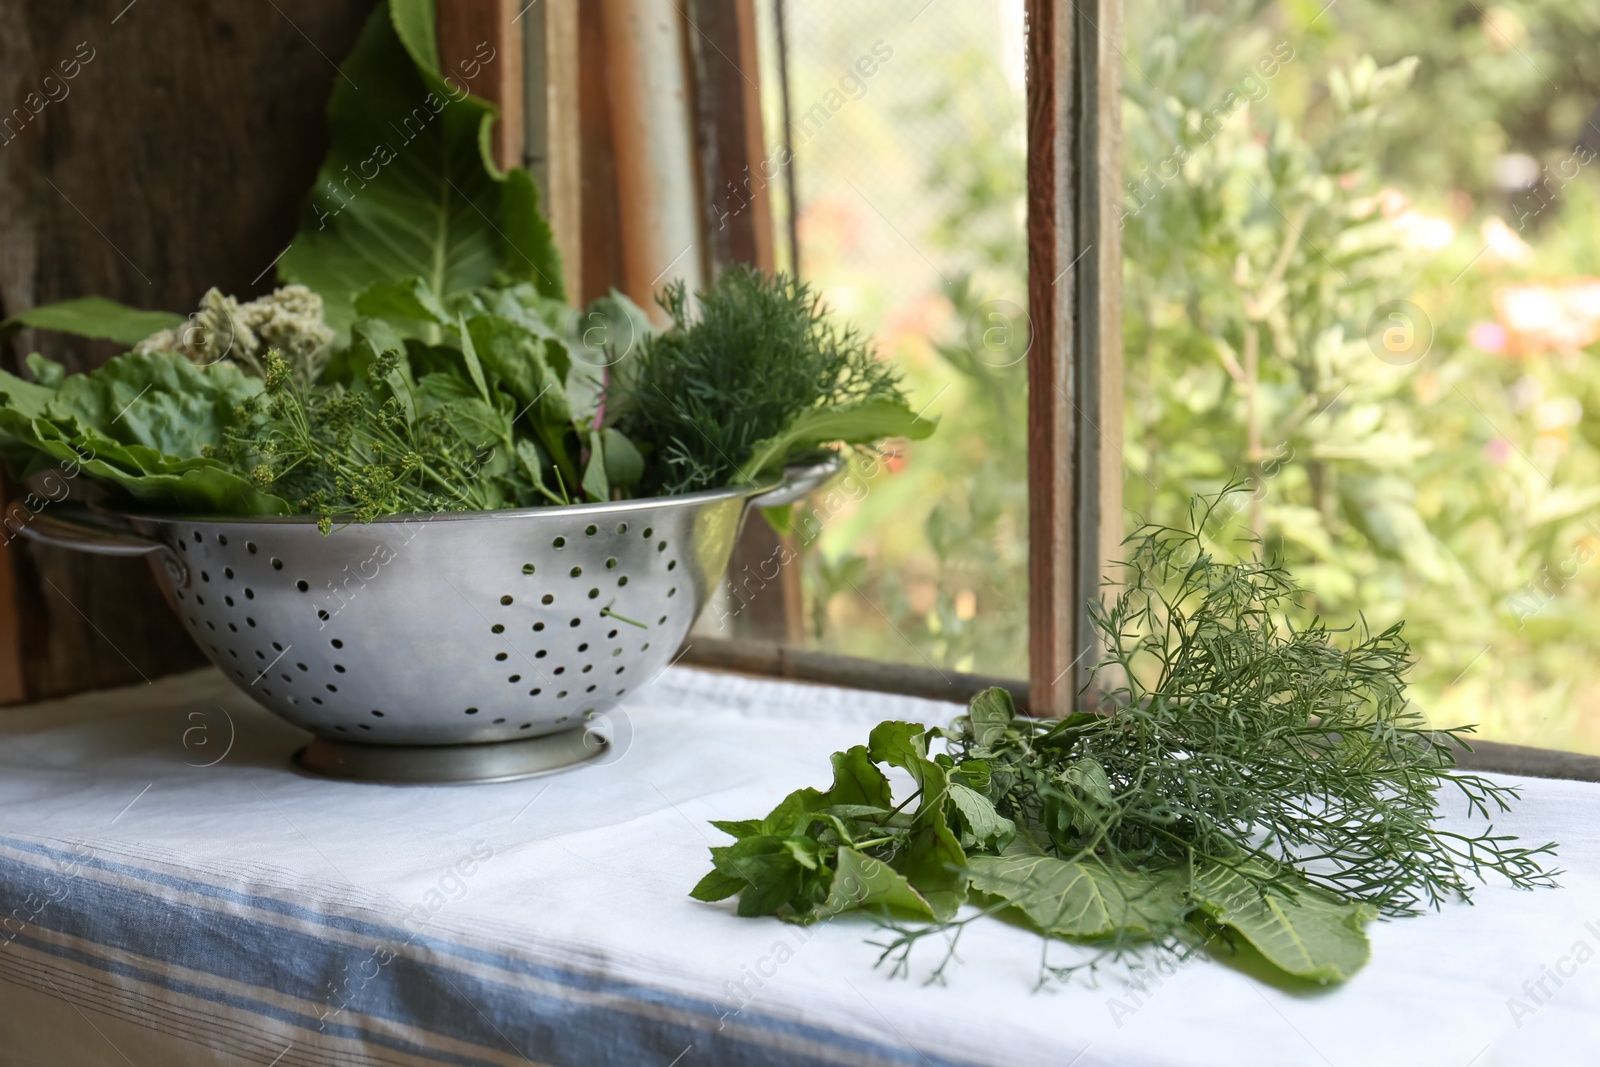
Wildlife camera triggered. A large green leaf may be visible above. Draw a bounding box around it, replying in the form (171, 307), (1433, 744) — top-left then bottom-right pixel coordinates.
(0, 353), (290, 515)
(967, 855), (1189, 938)
(0, 297), (184, 346)
(1191, 863), (1374, 983)
(279, 0), (564, 336)
(737, 399), (936, 485)
(822, 847), (936, 921)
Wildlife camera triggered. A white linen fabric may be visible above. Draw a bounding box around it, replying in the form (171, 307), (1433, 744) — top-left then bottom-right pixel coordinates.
(0, 665), (1595, 1067)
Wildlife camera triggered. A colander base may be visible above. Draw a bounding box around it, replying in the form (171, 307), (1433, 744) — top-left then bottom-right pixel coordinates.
(293, 726), (605, 784)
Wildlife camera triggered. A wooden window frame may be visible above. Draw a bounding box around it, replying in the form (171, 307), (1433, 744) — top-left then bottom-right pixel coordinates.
(500, 0), (1595, 781)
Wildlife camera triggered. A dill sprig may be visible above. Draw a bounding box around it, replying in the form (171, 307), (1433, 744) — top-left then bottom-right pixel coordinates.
(1054, 491), (1561, 916)
(220, 350), (496, 531)
(615, 265), (907, 496)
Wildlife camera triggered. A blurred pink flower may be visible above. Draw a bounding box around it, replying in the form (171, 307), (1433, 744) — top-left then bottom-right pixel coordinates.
(1485, 437), (1512, 464)
(1468, 321), (1507, 352)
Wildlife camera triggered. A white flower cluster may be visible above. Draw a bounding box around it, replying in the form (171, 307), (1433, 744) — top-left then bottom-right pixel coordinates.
(136, 285), (334, 383)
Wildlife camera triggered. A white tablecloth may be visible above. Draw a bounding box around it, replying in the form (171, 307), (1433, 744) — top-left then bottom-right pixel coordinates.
(0, 665), (1596, 1067)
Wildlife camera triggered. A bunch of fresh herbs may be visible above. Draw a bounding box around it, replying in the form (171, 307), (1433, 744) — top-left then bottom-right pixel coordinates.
(0, 0), (924, 528)
(692, 495), (1559, 987)
(613, 266), (931, 497)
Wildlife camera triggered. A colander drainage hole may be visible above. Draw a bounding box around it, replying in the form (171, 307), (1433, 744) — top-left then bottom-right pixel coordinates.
(297, 662), (308, 672)
(658, 541), (667, 552)
(605, 557), (617, 569)
(618, 576), (628, 587)
(522, 563), (535, 574)
(247, 542), (257, 554)
(615, 522), (628, 534)
(553, 536), (565, 549)
(201, 572), (210, 583)
(333, 664), (346, 673)
(358, 724), (371, 731)
(529, 688), (542, 696)
(495, 652), (509, 662)
(557, 690), (568, 698)
(280, 673), (291, 683)
(331, 638), (343, 648)
(246, 618), (256, 628)
(578, 643), (589, 652)
(464, 707), (479, 715)
(570, 566), (582, 578)
(533, 621), (546, 632)
(508, 674), (521, 683)
(569, 618), (581, 628)
(541, 594), (554, 605)
(192, 531), (202, 543)
(668, 560), (677, 571)
(272, 642), (283, 651)
(493, 717), (506, 724)
(224, 596), (234, 607)
(588, 588), (600, 599)
(228, 624), (237, 633)
(490, 625), (504, 634)
(554, 666), (565, 675)
(607, 629), (618, 639)
(312, 697), (323, 706)
(535, 650), (547, 659)
(271, 558), (283, 570)
(218, 535), (228, 546)
(500, 595), (514, 606)
(642, 527), (653, 538)
(585, 524), (598, 535)
(325, 684), (337, 693)
(196, 595), (205, 606)
(519, 723), (532, 730)
(371, 710), (384, 717)
(224, 568), (234, 579)
(296, 580), (309, 592)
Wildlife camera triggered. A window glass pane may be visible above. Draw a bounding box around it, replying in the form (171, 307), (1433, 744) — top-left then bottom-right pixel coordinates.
(751, 0), (1029, 677)
(1123, 0), (1600, 753)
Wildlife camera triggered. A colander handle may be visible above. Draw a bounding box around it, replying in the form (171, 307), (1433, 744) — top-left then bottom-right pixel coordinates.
(15, 508), (190, 587)
(747, 456), (846, 509)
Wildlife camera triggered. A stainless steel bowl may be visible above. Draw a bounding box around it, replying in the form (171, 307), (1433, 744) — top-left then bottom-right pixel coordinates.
(21, 461), (835, 782)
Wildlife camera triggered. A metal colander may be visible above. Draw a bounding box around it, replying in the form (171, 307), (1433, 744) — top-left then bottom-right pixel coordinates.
(23, 461), (833, 781)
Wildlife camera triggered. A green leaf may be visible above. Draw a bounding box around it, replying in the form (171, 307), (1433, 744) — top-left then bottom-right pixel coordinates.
(601, 428), (644, 489)
(689, 868), (745, 903)
(760, 502), (795, 537)
(867, 721), (967, 919)
(1059, 758), (1114, 808)
(0, 297), (184, 346)
(581, 428), (609, 502)
(947, 782), (1015, 850)
(967, 855), (1190, 938)
(25, 354), (66, 390)
(353, 276), (450, 325)
(278, 0), (564, 336)
(822, 847), (936, 921)
(737, 398), (935, 485)
(966, 686), (1016, 749)
(1191, 864), (1374, 984)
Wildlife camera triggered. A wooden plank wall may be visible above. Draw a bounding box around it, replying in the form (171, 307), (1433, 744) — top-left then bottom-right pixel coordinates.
(0, 1), (373, 700)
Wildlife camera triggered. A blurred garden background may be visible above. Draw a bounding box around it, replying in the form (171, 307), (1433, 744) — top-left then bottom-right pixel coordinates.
(757, 0), (1600, 755)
